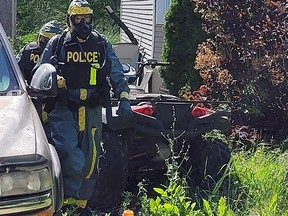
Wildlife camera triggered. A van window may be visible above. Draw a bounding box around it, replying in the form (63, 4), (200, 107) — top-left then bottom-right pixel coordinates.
(0, 42), (18, 94)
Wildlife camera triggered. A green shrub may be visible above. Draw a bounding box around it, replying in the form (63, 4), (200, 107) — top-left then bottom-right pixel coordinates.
(12, 33), (37, 53)
(160, 0), (206, 95)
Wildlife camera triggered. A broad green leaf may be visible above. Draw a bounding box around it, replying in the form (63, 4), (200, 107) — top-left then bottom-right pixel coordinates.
(186, 201), (192, 209)
(175, 185), (182, 194)
(154, 187), (168, 197)
(149, 199), (157, 213)
(203, 199), (213, 216)
(156, 196), (162, 206)
(163, 203), (179, 215)
(217, 197), (226, 216)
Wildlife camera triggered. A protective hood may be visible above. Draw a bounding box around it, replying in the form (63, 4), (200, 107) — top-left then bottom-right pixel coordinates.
(39, 20), (62, 39)
(67, 0), (94, 40)
(67, 0), (93, 16)
(38, 20), (62, 51)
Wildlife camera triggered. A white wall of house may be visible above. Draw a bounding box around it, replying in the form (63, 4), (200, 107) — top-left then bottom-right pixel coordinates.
(120, 0), (171, 60)
(121, 0), (171, 93)
(120, 0), (155, 59)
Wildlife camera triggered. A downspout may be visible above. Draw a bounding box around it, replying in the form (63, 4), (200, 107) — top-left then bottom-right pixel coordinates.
(120, 0), (123, 42)
(152, 0), (156, 59)
(12, 0), (16, 42)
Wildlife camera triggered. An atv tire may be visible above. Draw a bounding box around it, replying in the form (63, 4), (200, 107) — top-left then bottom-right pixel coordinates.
(87, 130), (128, 212)
(184, 137), (231, 189)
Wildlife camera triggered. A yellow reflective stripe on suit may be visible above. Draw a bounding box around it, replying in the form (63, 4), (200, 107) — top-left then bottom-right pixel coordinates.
(86, 127), (97, 179)
(78, 106), (86, 131)
(80, 89), (87, 100)
(89, 63), (100, 85)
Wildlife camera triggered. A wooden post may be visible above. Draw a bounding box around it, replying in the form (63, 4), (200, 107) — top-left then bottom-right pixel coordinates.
(0, 0), (17, 41)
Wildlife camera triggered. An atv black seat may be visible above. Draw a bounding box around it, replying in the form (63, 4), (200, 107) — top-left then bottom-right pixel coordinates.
(153, 102), (193, 129)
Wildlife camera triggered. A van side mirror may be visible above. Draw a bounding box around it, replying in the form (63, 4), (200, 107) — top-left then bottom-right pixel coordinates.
(29, 63), (57, 97)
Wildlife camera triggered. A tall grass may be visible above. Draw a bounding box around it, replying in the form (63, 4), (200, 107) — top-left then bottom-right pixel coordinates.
(137, 145), (288, 216)
(137, 135), (205, 216)
(231, 149), (288, 216)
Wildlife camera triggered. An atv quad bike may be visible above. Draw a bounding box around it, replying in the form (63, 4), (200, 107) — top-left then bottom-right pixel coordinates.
(102, 62), (231, 189)
(88, 7), (232, 207)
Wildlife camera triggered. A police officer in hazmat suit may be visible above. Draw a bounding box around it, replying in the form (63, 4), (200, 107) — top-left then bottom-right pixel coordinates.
(17, 20), (62, 120)
(17, 20), (62, 85)
(33, 0), (132, 215)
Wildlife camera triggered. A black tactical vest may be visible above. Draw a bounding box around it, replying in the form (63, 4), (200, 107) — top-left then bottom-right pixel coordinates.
(20, 42), (41, 84)
(58, 32), (111, 90)
(26, 42), (41, 64)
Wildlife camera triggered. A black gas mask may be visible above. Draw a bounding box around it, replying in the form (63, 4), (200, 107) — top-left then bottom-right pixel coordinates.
(71, 16), (93, 40)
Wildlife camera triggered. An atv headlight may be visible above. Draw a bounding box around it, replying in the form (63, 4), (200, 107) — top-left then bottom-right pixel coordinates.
(0, 168), (52, 197)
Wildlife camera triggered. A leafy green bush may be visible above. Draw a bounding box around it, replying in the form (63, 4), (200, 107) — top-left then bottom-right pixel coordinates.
(192, 0), (288, 141)
(12, 33), (37, 54)
(160, 0), (206, 95)
(139, 183), (204, 216)
(16, 0), (69, 36)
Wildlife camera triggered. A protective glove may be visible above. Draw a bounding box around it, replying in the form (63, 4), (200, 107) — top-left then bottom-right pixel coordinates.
(57, 75), (66, 89)
(117, 98), (133, 120)
(56, 75), (67, 102)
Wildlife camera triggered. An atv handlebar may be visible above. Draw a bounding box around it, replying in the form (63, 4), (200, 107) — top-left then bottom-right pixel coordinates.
(135, 59), (171, 78)
(138, 59), (170, 69)
(144, 59), (171, 68)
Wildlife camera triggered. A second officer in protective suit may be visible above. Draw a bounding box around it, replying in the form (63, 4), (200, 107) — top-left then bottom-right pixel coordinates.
(17, 20), (62, 85)
(33, 0), (133, 215)
(17, 20), (62, 119)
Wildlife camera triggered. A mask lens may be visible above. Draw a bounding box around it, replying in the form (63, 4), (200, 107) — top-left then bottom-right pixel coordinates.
(71, 14), (92, 25)
(70, 14), (93, 40)
(39, 35), (50, 44)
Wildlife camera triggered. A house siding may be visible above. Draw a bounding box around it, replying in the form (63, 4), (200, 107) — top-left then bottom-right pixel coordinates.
(121, 0), (168, 60)
(121, 0), (170, 93)
(121, 0), (155, 59)
(153, 24), (164, 60)
(151, 23), (165, 93)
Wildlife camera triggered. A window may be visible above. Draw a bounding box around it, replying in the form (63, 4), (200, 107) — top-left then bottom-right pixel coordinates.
(156, 0), (171, 24)
(0, 42), (18, 93)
